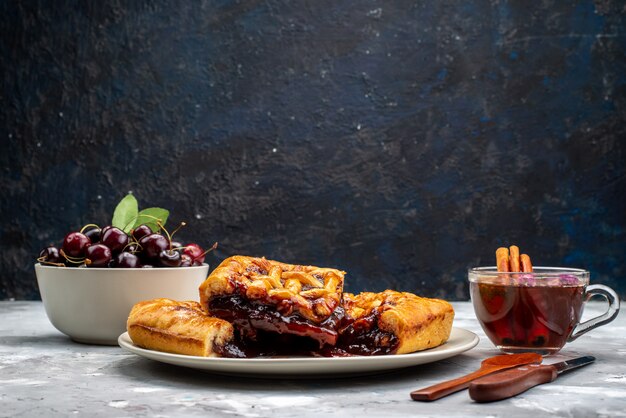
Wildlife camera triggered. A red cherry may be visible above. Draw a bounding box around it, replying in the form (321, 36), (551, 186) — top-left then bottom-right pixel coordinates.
(85, 244), (112, 267)
(62, 232), (91, 258)
(180, 253), (193, 267)
(139, 234), (170, 260)
(39, 246), (62, 265)
(83, 227), (101, 244)
(132, 225), (152, 241)
(112, 252), (141, 268)
(101, 227), (129, 254)
(183, 243), (204, 264)
(100, 225), (113, 240)
(159, 250), (182, 267)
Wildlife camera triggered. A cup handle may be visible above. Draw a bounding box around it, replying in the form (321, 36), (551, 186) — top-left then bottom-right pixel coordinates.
(567, 284), (621, 342)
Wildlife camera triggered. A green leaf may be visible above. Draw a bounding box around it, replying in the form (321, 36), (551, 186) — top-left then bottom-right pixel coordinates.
(132, 207), (169, 233)
(112, 194), (138, 233)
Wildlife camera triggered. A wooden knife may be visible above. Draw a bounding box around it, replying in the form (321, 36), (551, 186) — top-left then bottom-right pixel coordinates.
(469, 355), (596, 402)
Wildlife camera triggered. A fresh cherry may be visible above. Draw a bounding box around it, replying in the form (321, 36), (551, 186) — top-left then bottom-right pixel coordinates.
(101, 227), (129, 254)
(39, 246), (62, 264)
(183, 243), (205, 264)
(100, 225), (113, 240)
(159, 249), (181, 267)
(180, 253), (193, 267)
(138, 233), (169, 261)
(132, 225), (152, 241)
(85, 244), (112, 267)
(112, 252), (141, 268)
(83, 226), (101, 244)
(62, 232), (91, 258)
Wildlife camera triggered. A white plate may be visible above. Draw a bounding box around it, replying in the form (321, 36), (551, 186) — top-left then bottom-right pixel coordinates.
(118, 328), (479, 377)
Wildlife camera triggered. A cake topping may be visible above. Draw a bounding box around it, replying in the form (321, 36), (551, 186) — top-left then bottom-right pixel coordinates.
(200, 256), (345, 323)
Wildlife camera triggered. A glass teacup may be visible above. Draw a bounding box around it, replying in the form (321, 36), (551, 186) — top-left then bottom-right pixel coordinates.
(469, 267), (620, 355)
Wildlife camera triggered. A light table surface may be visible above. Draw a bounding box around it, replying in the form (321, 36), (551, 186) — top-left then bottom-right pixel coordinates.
(1, 301), (624, 417)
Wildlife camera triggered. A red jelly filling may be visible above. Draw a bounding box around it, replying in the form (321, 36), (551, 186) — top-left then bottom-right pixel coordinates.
(334, 312), (399, 356)
(213, 341), (248, 358)
(209, 295), (343, 349)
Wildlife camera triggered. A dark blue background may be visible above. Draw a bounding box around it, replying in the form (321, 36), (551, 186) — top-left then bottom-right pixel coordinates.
(1, 1), (625, 300)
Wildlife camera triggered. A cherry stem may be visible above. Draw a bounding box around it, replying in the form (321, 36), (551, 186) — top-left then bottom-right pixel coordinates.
(197, 242), (218, 259)
(170, 221), (187, 239)
(37, 258), (66, 267)
(80, 223), (100, 234)
(59, 248), (85, 263)
(122, 241), (141, 253)
(157, 221), (173, 250)
(36, 256), (65, 267)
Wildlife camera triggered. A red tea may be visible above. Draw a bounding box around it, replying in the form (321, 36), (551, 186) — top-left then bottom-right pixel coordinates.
(470, 281), (585, 354)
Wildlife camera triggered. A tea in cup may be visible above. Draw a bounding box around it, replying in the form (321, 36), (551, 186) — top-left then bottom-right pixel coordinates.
(469, 267), (620, 355)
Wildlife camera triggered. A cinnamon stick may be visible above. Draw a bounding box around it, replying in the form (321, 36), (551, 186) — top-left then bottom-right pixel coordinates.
(496, 247), (510, 272)
(520, 254), (533, 273)
(509, 246), (521, 272)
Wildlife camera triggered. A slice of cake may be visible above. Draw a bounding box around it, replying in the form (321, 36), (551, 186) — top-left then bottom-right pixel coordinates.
(199, 255), (346, 348)
(336, 290), (454, 355)
(127, 298), (244, 357)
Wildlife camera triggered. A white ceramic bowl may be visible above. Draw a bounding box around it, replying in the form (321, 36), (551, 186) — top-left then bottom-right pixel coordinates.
(35, 263), (209, 345)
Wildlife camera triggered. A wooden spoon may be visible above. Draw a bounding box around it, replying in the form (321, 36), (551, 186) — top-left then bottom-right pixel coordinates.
(410, 352), (542, 401)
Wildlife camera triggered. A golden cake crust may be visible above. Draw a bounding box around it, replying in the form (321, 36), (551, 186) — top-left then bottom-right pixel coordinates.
(199, 255), (345, 323)
(127, 298), (234, 357)
(342, 290), (454, 354)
